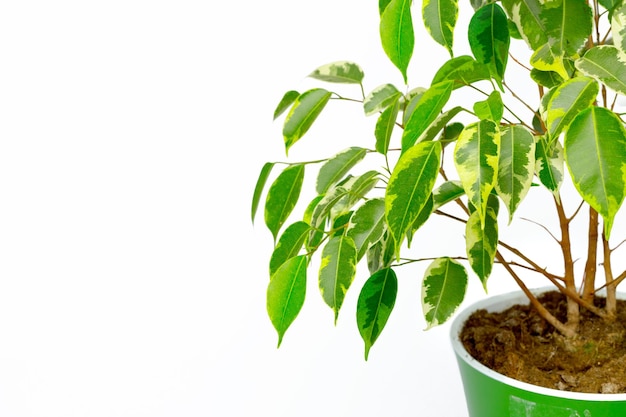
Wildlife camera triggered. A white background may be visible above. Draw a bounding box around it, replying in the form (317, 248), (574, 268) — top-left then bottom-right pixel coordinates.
(0, 1), (623, 416)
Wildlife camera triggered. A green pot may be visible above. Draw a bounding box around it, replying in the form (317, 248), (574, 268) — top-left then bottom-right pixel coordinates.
(450, 289), (626, 417)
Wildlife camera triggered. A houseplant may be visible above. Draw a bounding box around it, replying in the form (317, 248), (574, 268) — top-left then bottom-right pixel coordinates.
(252, 0), (626, 414)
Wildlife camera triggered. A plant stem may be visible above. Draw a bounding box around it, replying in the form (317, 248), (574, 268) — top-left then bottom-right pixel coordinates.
(602, 229), (617, 318)
(554, 194), (580, 329)
(581, 207), (599, 303)
(496, 251), (576, 337)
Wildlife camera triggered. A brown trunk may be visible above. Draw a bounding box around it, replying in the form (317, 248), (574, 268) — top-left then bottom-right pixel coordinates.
(554, 195), (579, 329)
(603, 230), (617, 318)
(582, 208), (598, 304)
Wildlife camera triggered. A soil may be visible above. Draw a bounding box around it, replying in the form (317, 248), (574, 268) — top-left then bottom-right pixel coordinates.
(459, 291), (626, 394)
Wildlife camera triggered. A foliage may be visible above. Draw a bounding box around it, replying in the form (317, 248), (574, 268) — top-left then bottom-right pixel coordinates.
(253, 0), (626, 358)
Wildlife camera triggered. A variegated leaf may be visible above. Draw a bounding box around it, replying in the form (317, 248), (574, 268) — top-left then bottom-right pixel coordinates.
(357, 268), (398, 360)
(422, 257), (468, 329)
(468, 4), (510, 88)
(273, 91), (300, 120)
(316, 147), (367, 194)
(575, 46), (626, 96)
(545, 76), (598, 141)
(267, 255), (308, 347)
(473, 90), (503, 123)
(495, 125), (536, 223)
(422, 0), (459, 57)
(270, 221), (311, 277)
(564, 107), (626, 238)
(453, 120), (500, 229)
(402, 81), (454, 150)
(433, 180), (465, 209)
(375, 95), (401, 154)
(431, 55), (491, 89)
(319, 236), (358, 323)
(530, 40), (569, 81)
(310, 186), (350, 233)
(330, 170), (380, 218)
(364, 84), (402, 116)
(283, 89), (332, 154)
(466, 208), (498, 287)
(501, 0), (548, 51)
(309, 61), (365, 84)
(535, 136), (564, 195)
(407, 194), (434, 247)
(386, 141), (442, 255)
(347, 199), (387, 261)
(613, 2), (626, 55)
(264, 164), (305, 241)
(416, 106), (464, 144)
(380, 0), (414, 83)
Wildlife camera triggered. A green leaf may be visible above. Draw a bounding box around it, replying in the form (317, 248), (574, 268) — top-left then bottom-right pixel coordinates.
(347, 199), (387, 261)
(545, 76), (598, 141)
(283, 88), (332, 154)
(270, 221), (311, 277)
(264, 164), (305, 241)
(402, 88), (426, 124)
(379, 0), (393, 14)
(310, 186), (351, 233)
(364, 84), (402, 116)
(433, 180), (465, 209)
(530, 69), (565, 89)
(468, 4), (510, 88)
(422, 0), (459, 56)
(612, 2), (626, 55)
(309, 61), (365, 84)
(422, 257), (468, 329)
(473, 90), (504, 123)
(495, 125), (536, 223)
(316, 147), (368, 194)
(466, 208), (498, 287)
(564, 107), (626, 238)
(416, 106), (464, 144)
(402, 81), (454, 150)
(599, 0), (621, 12)
(375, 96), (401, 154)
(431, 55), (491, 88)
(386, 141), (442, 254)
(535, 136), (564, 195)
(330, 170), (381, 218)
(454, 120), (500, 228)
(252, 162), (275, 224)
(575, 46), (626, 96)
(274, 91), (300, 120)
(357, 268), (398, 360)
(267, 255), (308, 347)
(319, 236), (358, 323)
(407, 194), (434, 247)
(380, 0), (414, 83)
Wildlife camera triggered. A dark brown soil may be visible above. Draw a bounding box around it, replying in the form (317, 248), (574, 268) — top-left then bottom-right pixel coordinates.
(460, 291), (626, 393)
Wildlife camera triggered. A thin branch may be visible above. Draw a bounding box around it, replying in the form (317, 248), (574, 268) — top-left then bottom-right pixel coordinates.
(519, 216), (560, 243)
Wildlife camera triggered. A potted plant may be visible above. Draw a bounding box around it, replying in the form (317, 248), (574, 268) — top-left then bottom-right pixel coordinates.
(252, 0), (626, 415)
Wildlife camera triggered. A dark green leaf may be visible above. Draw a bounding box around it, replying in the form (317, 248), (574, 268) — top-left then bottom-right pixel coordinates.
(433, 180), (465, 209)
(468, 4), (510, 88)
(357, 268), (398, 360)
(375, 96), (401, 154)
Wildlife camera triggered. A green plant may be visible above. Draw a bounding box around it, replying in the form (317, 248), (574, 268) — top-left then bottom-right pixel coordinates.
(252, 0), (626, 360)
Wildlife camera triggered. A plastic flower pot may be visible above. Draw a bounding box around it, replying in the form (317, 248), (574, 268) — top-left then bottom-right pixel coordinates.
(450, 289), (626, 417)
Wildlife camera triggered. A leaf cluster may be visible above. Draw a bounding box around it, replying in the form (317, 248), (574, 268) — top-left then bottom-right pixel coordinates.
(253, 0), (626, 358)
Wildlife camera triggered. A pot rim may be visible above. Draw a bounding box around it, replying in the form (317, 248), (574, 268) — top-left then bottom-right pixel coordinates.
(450, 286), (626, 402)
